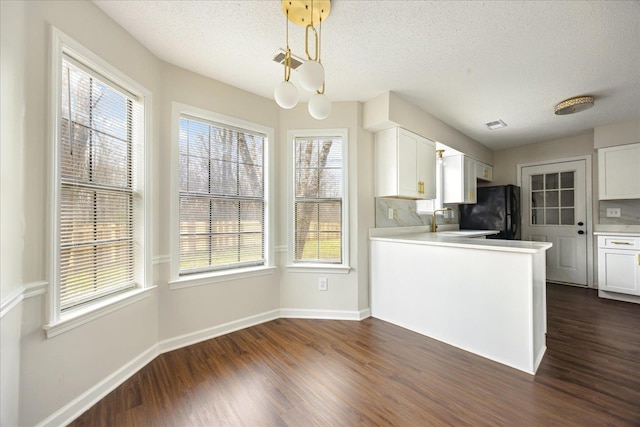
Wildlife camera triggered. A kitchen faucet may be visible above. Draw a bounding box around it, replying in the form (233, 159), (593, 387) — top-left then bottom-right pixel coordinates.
(430, 207), (451, 232)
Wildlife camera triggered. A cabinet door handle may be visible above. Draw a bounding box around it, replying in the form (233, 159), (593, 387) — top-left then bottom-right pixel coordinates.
(611, 241), (632, 245)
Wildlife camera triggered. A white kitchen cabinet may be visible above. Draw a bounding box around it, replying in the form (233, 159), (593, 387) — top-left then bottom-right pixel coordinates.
(598, 143), (640, 199)
(375, 127), (436, 199)
(442, 154), (477, 204)
(597, 235), (640, 296)
(475, 160), (493, 182)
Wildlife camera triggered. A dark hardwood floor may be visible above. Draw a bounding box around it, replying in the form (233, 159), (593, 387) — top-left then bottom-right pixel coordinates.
(70, 284), (640, 426)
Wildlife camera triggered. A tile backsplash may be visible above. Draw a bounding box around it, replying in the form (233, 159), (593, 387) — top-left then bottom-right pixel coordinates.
(599, 199), (640, 225)
(375, 197), (458, 228)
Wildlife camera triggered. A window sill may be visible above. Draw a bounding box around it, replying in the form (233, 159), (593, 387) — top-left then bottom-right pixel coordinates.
(285, 264), (351, 274)
(44, 286), (155, 339)
(169, 265), (277, 290)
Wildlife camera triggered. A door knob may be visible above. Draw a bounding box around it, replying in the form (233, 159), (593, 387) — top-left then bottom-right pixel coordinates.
(577, 221), (584, 226)
(578, 230), (585, 235)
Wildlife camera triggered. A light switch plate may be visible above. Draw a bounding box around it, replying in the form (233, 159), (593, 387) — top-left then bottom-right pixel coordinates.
(388, 208), (394, 220)
(606, 208), (621, 218)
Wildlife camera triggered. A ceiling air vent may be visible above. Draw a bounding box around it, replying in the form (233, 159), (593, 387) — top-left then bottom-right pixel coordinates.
(272, 49), (304, 70)
(485, 119), (507, 130)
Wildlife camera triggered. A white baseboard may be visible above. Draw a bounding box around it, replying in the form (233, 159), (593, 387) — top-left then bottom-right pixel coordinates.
(280, 307), (371, 321)
(38, 344), (159, 427)
(158, 309), (281, 354)
(36, 306), (372, 426)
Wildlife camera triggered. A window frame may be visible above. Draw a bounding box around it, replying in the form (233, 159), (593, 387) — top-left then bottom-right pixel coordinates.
(169, 103), (275, 290)
(46, 27), (152, 338)
(286, 129), (350, 273)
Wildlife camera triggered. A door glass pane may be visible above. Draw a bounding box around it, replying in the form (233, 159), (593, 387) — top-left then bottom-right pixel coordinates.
(531, 174), (543, 191)
(532, 192), (544, 208)
(546, 208), (559, 225)
(545, 191), (559, 207)
(561, 190), (574, 207)
(531, 208), (543, 225)
(561, 208), (575, 225)
(545, 173), (558, 190)
(560, 172), (574, 189)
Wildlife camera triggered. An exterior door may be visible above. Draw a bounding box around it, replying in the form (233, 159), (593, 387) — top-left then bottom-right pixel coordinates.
(521, 160), (588, 285)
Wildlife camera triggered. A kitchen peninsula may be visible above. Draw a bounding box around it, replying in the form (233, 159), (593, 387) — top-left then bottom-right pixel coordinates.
(370, 227), (552, 374)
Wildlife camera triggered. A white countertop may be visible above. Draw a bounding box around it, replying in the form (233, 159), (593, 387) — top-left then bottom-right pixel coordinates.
(370, 227), (552, 254)
(594, 231), (640, 237)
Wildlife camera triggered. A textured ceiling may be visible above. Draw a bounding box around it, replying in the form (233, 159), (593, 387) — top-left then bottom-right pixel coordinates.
(94, 1), (640, 151)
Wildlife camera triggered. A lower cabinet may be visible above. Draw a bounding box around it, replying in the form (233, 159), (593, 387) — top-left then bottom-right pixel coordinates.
(597, 235), (640, 296)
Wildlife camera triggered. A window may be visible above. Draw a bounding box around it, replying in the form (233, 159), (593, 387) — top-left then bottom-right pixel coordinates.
(50, 28), (150, 328)
(289, 129), (349, 269)
(177, 113), (269, 276)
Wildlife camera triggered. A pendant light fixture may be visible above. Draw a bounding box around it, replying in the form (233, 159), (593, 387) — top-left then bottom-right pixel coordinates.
(274, 0), (332, 120)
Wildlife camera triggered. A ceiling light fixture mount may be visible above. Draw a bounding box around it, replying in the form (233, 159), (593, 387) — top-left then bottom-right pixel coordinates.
(274, 0), (332, 120)
(554, 96), (594, 115)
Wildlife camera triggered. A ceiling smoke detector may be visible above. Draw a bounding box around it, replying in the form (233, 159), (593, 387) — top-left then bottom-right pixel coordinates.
(554, 96), (594, 115)
(272, 49), (304, 70)
(486, 119), (507, 130)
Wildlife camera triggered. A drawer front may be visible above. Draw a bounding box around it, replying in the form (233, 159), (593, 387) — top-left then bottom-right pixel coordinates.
(598, 235), (640, 250)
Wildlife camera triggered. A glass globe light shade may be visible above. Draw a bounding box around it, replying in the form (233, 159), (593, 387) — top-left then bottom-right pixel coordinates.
(308, 93), (332, 120)
(274, 80), (299, 109)
(297, 60), (325, 92)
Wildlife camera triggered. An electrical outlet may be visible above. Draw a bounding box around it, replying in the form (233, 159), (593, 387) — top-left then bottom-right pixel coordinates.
(450, 209), (456, 219)
(318, 277), (328, 291)
(606, 208), (621, 218)
(388, 208), (394, 220)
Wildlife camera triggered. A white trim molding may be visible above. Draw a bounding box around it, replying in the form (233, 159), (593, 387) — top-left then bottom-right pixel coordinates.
(44, 286), (156, 339)
(0, 281), (49, 318)
(32, 305), (372, 425)
(24, 281), (48, 299)
(0, 286), (24, 318)
(169, 266), (277, 290)
(158, 309), (280, 353)
(169, 102), (276, 286)
(37, 344), (159, 427)
(152, 255), (171, 265)
(286, 128), (350, 269)
(516, 155), (594, 287)
(280, 308), (371, 321)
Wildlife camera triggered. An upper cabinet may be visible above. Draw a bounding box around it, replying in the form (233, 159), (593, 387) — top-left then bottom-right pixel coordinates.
(375, 127), (436, 199)
(598, 143), (640, 200)
(475, 160), (493, 182)
(442, 154), (477, 204)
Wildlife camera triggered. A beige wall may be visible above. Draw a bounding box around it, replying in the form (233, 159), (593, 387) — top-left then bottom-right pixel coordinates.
(1, 1), (372, 425)
(277, 102), (374, 313)
(594, 118), (640, 149)
(492, 132), (596, 186)
(1, 3), (27, 423)
(363, 91), (493, 164)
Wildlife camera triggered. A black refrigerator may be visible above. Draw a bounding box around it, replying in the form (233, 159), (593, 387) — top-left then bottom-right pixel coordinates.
(459, 185), (521, 240)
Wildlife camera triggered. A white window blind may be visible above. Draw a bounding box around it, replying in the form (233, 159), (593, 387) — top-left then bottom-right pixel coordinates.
(179, 116), (265, 274)
(294, 136), (343, 263)
(58, 55), (141, 310)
